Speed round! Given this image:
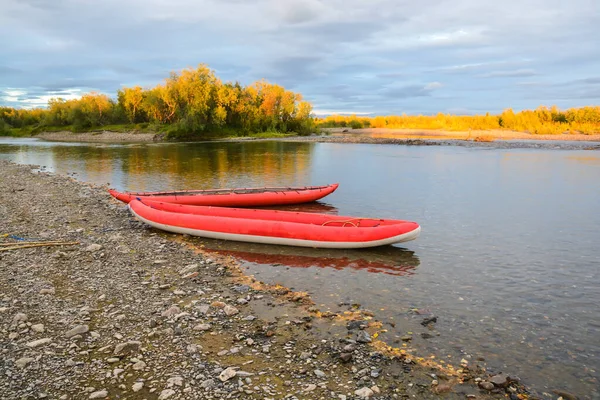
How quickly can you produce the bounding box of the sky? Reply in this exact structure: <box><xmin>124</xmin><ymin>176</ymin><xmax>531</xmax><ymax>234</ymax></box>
<box><xmin>1</xmin><ymin>0</ymin><xmax>599</xmax><ymax>115</ymax></box>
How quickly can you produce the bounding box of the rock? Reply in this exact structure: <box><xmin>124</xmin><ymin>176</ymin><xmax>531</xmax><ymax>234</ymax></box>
<box><xmin>347</xmin><ymin>320</ymin><xmax>368</xmax><ymax>330</ymax></box>
<box><xmin>89</xmin><ymin>389</ymin><xmax>108</xmax><ymax>399</ymax></box>
<box><xmin>355</xmin><ymin>387</ymin><xmax>374</xmax><ymax>398</ymax></box>
<box><xmin>15</xmin><ymin>357</ymin><xmax>35</xmax><ymax>368</ymax></box>
<box><xmin>340</xmin><ymin>353</ymin><xmax>353</xmax><ymax>363</ymax></box>
<box><xmin>193</xmin><ymin>323</ymin><xmax>211</xmax><ymax>331</ymax></box>
<box><xmin>161</xmin><ymin>305</ymin><xmax>180</xmax><ymax>318</ymax></box>
<box><xmin>435</xmin><ymin>384</ymin><xmax>452</xmax><ymax>393</ymax></box>
<box><xmin>186</xmin><ymin>344</ymin><xmax>200</xmax><ymax>354</ymax></box>
<box><xmin>31</xmin><ymin>324</ymin><xmax>45</xmax><ymax>333</ymax></box>
<box><xmin>314</xmin><ymin>369</ymin><xmax>326</xmax><ymax>378</ymax></box>
<box><xmin>26</xmin><ymin>338</ymin><xmax>51</xmax><ymax>348</ymax></box>
<box><xmin>196</xmin><ymin>304</ymin><xmax>210</xmax><ymax>314</ymax></box>
<box><xmin>166</xmin><ymin>376</ymin><xmax>183</xmax><ymax>387</ymax></box>
<box><xmin>85</xmin><ymin>244</ymin><xmax>103</xmax><ymax>252</ymax></box>
<box><xmin>490</xmin><ymin>373</ymin><xmax>509</xmax><ymax>387</ymax></box>
<box><xmin>13</xmin><ymin>313</ymin><xmax>27</xmax><ymax>323</ymax></box>
<box><xmin>343</xmin><ymin>344</ymin><xmax>356</xmax><ymax>352</ymax></box>
<box><xmin>200</xmin><ymin>379</ymin><xmax>215</xmax><ymax>389</ymax></box>
<box><xmin>219</xmin><ymin>367</ymin><xmax>237</xmax><ymax>382</ymax></box>
<box><xmin>356</xmin><ymin>331</ymin><xmax>372</xmax><ymax>343</ymax></box>
<box><xmin>421</xmin><ymin>332</ymin><xmax>434</xmax><ymax>339</ymax></box>
<box><xmin>182</xmin><ymin>272</ymin><xmax>198</xmax><ymax>279</ymax></box>
<box><xmin>158</xmin><ymin>389</ymin><xmax>175</xmax><ymax>399</ymax></box>
<box><xmin>114</xmin><ymin>341</ymin><xmax>141</xmax><ymax>355</ymax></box>
<box><xmin>421</xmin><ymin>316</ymin><xmax>438</xmax><ymax>326</ymax></box>
<box><xmin>552</xmin><ymin>390</ymin><xmax>578</xmax><ymax>400</ymax></box>
<box><xmin>479</xmin><ymin>381</ymin><xmax>495</xmax><ymax>390</ymax></box>
<box><xmin>132</xmin><ymin>382</ymin><xmax>144</xmax><ymax>392</ymax></box>
<box><xmin>132</xmin><ymin>360</ymin><xmax>146</xmax><ymax>370</ymax></box>
<box><xmin>235</xmin><ymin>371</ymin><xmax>254</xmax><ymax>377</ymax></box>
<box><xmin>39</xmin><ymin>287</ymin><xmax>55</xmax><ymax>295</ymax></box>
<box><xmin>223</xmin><ymin>305</ymin><xmax>239</xmax><ymax>316</ymax></box>
<box><xmin>232</xmin><ymin>285</ymin><xmax>251</xmax><ymax>293</ymax></box>
<box><xmin>65</xmin><ymin>325</ymin><xmax>89</xmax><ymax>338</ymax></box>
<box><xmin>304</xmin><ymin>384</ymin><xmax>317</xmax><ymax>392</ymax></box>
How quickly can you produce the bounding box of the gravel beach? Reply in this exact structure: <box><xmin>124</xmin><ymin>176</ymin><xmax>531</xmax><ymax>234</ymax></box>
<box><xmin>1</xmin><ymin>160</ymin><xmax>531</xmax><ymax>399</ymax></box>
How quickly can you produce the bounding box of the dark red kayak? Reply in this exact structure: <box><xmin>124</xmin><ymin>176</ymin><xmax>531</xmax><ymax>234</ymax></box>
<box><xmin>109</xmin><ymin>183</ymin><xmax>338</xmax><ymax>207</ymax></box>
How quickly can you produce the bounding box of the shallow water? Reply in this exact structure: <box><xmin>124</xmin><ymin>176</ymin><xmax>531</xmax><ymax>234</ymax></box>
<box><xmin>1</xmin><ymin>137</ymin><xmax>599</xmax><ymax>398</ymax></box>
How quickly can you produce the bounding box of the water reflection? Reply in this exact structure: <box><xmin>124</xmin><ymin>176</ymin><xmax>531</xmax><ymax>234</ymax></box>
<box><xmin>0</xmin><ymin>139</ymin><xmax>317</xmax><ymax>191</ymax></box>
<box><xmin>196</xmin><ymin>238</ymin><xmax>420</xmax><ymax>277</ymax></box>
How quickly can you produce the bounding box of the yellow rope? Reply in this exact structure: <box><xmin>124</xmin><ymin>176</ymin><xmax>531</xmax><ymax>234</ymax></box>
<box><xmin>321</xmin><ymin>219</ymin><xmax>362</xmax><ymax>227</ymax></box>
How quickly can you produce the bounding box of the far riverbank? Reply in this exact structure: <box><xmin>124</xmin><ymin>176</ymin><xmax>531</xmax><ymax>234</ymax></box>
<box><xmin>7</xmin><ymin>127</ymin><xmax>600</xmax><ymax>150</ymax></box>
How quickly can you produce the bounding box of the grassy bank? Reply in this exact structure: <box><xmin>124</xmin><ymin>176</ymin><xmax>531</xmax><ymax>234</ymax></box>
<box><xmin>317</xmin><ymin>106</ymin><xmax>600</xmax><ymax>135</ymax></box>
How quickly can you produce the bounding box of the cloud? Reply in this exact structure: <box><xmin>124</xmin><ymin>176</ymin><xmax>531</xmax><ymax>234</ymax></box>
<box><xmin>479</xmin><ymin>69</ymin><xmax>538</xmax><ymax>78</ymax></box>
<box><xmin>0</xmin><ymin>0</ymin><xmax>599</xmax><ymax>114</ymax></box>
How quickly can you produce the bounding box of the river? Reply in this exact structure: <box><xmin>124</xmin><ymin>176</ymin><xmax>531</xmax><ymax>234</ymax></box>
<box><xmin>1</xmin><ymin>137</ymin><xmax>599</xmax><ymax>398</ymax></box>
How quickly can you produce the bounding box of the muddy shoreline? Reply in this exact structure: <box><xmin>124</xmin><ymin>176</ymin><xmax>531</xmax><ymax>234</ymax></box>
<box><xmin>0</xmin><ymin>160</ymin><xmax>538</xmax><ymax>399</ymax></box>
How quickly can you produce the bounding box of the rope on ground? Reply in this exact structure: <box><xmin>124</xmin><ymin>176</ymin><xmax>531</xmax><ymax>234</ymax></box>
<box><xmin>0</xmin><ymin>241</ymin><xmax>80</xmax><ymax>252</ymax></box>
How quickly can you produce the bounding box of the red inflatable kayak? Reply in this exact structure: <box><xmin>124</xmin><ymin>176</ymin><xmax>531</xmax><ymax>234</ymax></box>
<box><xmin>109</xmin><ymin>184</ymin><xmax>338</xmax><ymax>207</ymax></box>
<box><xmin>128</xmin><ymin>200</ymin><xmax>421</xmax><ymax>249</ymax></box>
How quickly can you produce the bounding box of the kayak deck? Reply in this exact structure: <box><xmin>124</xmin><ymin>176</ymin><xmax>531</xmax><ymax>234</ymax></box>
<box><xmin>128</xmin><ymin>199</ymin><xmax>420</xmax><ymax>249</ymax></box>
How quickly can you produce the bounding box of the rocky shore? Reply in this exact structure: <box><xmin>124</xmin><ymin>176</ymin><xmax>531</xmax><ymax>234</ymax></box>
<box><xmin>36</xmin><ymin>131</ymin><xmax>158</xmax><ymax>143</ymax></box>
<box><xmin>1</xmin><ymin>160</ymin><xmax>532</xmax><ymax>399</ymax></box>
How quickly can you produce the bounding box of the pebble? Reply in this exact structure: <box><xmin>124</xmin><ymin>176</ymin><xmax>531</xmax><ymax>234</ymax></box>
<box><xmin>314</xmin><ymin>369</ymin><xmax>326</xmax><ymax>378</ymax></box>
<box><xmin>161</xmin><ymin>305</ymin><xmax>181</xmax><ymax>318</ymax></box>
<box><xmin>65</xmin><ymin>324</ymin><xmax>89</xmax><ymax>338</ymax></box>
<box><xmin>89</xmin><ymin>389</ymin><xmax>108</xmax><ymax>399</ymax></box>
<box><xmin>166</xmin><ymin>376</ymin><xmax>183</xmax><ymax>387</ymax></box>
<box><xmin>13</xmin><ymin>313</ymin><xmax>27</xmax><ymax>323</ymax></box>
<box><xmin>355</xmin><ymin>387</ymin><xmax>374</xmax><ymax>398</ymax></box>
<box><xmin>193</xmin><ymin>323</ymin><xmax>211</xmax><ymax>331</ymax></box>
<box><xmin>132</xmin><ymin>360</ymin><xmax>147</xmax><ymax>370</ymax></box>
<box><xmin>356</xmin><ymin>331</ymin><xmax>372</xmax><ymax>343</ymax></box>
<box><xmin>26</xmin><ymin>338</ymin><xmax>51</xmax><ymax>348</ymax></box>
<box><xmin>114</xmin><ymin>341</ymin><xmax>141</xmax><ymax>355</ymax></box>
<box><xmin>304</xmin><ymin>384</ymin><xmax>317</xmax><ymax>392</ymax></box>
<box><xmin>39</xmin><ymin>288</ymin><xmax>55</xmax><ymax>295</ymax></box>
<box><xmin>224</xmin><ymin>305</ymin><xmax>239</xmax><ymax>316</ymax></box>
<box><xmin>132</xmin><ymin>382</ymin><xmax>144</xmax><ymax>392</ymax></box>
<box><xmin>15</xmin><ymin>357</ymin><xmax>35</xmax><ymax>368</ymax></box>
<box><xmin>479</xmin><ymin>381</ymin><xmax>495</xmax><ymax>390</ymax></box>
<box><xmin>219</xmin><ymin>367</ymin><xmax>237</xmax><ymax>382</ymax></box>
<box><xmin>85</xmin><ymin>244</ymin><xmax>103</xmax><ymax>252</ymax></box>
<box><xmin>158</xmin><ymin>389</ymin><xmax>176</xmax><ymax>399</ymax></box>
<box><xmin>490</xmin><ymin>373</ymin><xmax>509</xmax><ymax>387</ymax></box>
<box><xmin>31</xmin><ymin>323</ymin><xmax>45</xmax><ymax>333</ymax></box>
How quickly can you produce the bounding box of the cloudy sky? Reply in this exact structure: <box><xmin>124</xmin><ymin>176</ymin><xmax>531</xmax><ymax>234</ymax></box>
<box><xmin>1</xmin><ymin>0</ymin><xmax>599</xmax><ymax>115</ymax></box>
